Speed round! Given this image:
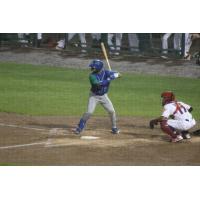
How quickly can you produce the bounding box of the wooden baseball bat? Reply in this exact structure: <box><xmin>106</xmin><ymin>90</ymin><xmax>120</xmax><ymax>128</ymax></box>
<box><xmin>101</xmin><ymin>42</ymin><xmax>112</xmax><ymax>71</ymax></box>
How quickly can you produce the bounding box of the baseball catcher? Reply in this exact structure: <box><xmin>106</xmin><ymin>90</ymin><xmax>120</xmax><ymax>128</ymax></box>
<box><xmin>75</xmin><ymin>59</ymin><xmax>120</xmax><ymax>135</ymax></box>
<box><xmin>149</xmin><ymin>91</ymin><xmax>196</xmax><ymax>143</ymax></box>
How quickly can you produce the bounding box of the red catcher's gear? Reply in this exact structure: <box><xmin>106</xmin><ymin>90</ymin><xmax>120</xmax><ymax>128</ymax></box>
<box><xmin>161</xmin><ymin>91</ymin><xmax>175</xmax><ymax>106</ymax></box>
<box><xmin>160</xmin><ymin>120</ymin><xmax>177</xmax><ymax>138</ymax></box>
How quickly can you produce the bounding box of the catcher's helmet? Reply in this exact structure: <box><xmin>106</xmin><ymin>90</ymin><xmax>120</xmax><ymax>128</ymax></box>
<box><xmin>89</xmin><ymin>59</ymin><xmax>104</xmax><ymax>71</ymax></box>
<box><xmin>161</xmin><ymin>91</ymin><xmax>175</xmax><ymax>106</ymax></box>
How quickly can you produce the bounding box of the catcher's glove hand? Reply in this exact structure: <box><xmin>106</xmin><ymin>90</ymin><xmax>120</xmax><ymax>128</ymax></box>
<box><xmin>149</xmin><ymin>119</ymin><xmax>158</xmax><ymax>129</ymax></box>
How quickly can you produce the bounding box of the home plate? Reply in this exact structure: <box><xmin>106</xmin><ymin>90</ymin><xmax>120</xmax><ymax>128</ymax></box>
<box><xmin>81</xmin><ymin>136</ymin><xmax>100</xmax><ymax>140</ymax></box>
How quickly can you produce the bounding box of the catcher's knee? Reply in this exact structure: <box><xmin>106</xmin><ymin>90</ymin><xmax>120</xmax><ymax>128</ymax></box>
<box><xmin>160</xmin><ymin>120</ymin><xmax>176</xmax><ymax>137</ymax></box>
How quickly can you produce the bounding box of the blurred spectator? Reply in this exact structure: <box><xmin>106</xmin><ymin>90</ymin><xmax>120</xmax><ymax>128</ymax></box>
<box><xmin>128</xmin><ymin>33</ymin><xmax>139</xmax><ymax>52</ymax></box>
<box><xmin>107</xmin><ymin>33</ymin><xmax>115</xmax><ymax>52</ymax></box>
<box><xmin>17</xmin><ymin>33</ymin><xmax>30</xmax><ymax>46</ymax></box>
<box><xmin>36</xmin><ymin>33</ymin><xmax>42</xmax><ymax>48</ymax></box>
<box><xmin>190</xmin><ymin>33</ymin><xmax>200</xmax><ymax>64</ymax></box>
<box><xmin>18</xmin><ymin>33</ymin><xmax>42</xmax><ymax>47</ymax></box>
<box><xmin>91</xmin><ymin>33</ymin><xmax>101</xmax><ymax>47</ymax></box>
<box><xmin>183</xmin><ymin>33</ymin><xmax>192</xmax><ymax>60</ymax></box>
<box><xmin>56</xmin><ymin>33</ymin><xmax>87</xmax><ymax>53</ymax></box>
<box><xmin>107</xmin><ymin>33</ymin><xmax>139</xmax><ymax>55</ymax></box>
<box><xmin>161</xmin><ymin>33</ymin><xmax>200</xmax><ymax>60</ymax></box>
<box><xmin>182</xmin><ymin>33</ymin><xmax>200</xmax><ymax>60</ymax></box>
<box><xmin>32</xmin><ymin>33</ymin><xmax>43</xmax><ymax>48</ymax></box>
<box><xmin>162</xmin><ymin>33</ymin><xmax>182</xmax><ymax>55</ymax></box>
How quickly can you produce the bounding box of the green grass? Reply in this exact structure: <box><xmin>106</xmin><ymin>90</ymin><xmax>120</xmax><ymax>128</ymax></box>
<box><xmin>0</xmin><ymin>163</ymin><xmax>19</xmax><ymax>166</ymax></box>
<box><xmin>0</xmin><ymin>62</ymin><xmax>200</xmax><ymax>118</ymax></box>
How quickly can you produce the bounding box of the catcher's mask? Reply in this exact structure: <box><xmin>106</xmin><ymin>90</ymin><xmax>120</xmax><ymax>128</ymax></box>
<box><xmin>161</xmin><ymin>91</ymin><xmax>175</xmax><ymax>106</ymax></box>
<box><xmin>89</xmin><ymin>59</ymin><xmax>104</xmax><ymax>72</ymax></box>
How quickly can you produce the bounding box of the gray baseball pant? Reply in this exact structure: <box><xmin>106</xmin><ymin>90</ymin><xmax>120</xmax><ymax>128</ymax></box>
<box><xmin>82</xmin><ymin>92</ymin><xmax>117</xmax><ymax>128</ymax></box>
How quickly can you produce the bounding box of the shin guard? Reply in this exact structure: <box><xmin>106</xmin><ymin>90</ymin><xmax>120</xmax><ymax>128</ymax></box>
<box><xmin>160</xmin><ymin>120</ymin><xmax>177</xmax><ymax>138</ymax></box>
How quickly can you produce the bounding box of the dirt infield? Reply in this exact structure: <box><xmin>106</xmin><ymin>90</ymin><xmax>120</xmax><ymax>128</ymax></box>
<box><xmin>0</xmin><ymin>113</ymin><xmax>200</xmax><ymax>166</ymax></box>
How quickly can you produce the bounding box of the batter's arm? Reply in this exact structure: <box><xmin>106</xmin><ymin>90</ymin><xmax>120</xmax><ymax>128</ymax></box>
<box><xmin>89</xmin><ymin>74</ymin><xmax>110</xmax><ymax>87</ymax></box>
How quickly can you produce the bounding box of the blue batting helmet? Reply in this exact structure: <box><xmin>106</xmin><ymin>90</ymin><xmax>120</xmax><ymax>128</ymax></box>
<box><xmin>89</xmin><ymin>59</ymin><xmax>104</xmax><ymax>71</ymax></box>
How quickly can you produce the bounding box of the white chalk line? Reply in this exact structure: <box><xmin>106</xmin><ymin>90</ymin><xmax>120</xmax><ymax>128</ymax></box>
<box><xmin>0</xmin><ymin>123</ymin><xmax>108</xmax><ymax>149</ymax></box>
<box><xmin>0</xmin><ymin>123</ymin><xmax>47</xmax><ymax>132</ymax></box>
<box><xmin>0</xmin><ymin>141</ymin><xmax>46</xmax><ymax>150</ymax></box>
<box><xmin>0</xmin><ymin>123</ymin><xmax>77</xmax><ymax>149</ymax></box>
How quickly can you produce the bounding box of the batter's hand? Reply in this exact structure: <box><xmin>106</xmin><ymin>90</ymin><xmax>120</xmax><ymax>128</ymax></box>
<box><xmin>113</xmin><ymin>72</ymin><xmax>122</xmax><ymax>79</ymax></box>
<box><xmin>118</xmin><ymin>72</ymin><xmax>122</xmax><ymax>78</ymax></box>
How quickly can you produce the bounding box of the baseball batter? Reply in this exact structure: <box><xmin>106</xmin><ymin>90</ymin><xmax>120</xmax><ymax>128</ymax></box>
<box><xmin>149</xmin><ymin>91</ymin><xmax>196</xmax><ymax>142</ymax></box>
<box><xmin>75</xmin><ymin>59</ymin><xmax>120</xmax><ymax>134</ymax></box>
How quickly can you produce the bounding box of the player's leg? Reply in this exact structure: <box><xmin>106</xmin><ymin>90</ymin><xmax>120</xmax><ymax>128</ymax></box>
<box><xmin>165</xmin><ymin>119</ymin><xmax>196</xmax><ymax>141</ymax></box>
<box><xmin>100</xmin><ymin>94</ymin><xmax>119</xmax><ymax>134</ymax></box>
<box><xmin>128</xmin><ymin>33</ymin><xmax>139</xmax><ymax>52</ymax></box>
<box><xmin>78</xmin><ymin>33</ymin><xmax>87</xmax><ymax>52</ymax></box>
<box><xmin>181</xmin><ymin>119</ymin><xmax>196</xmax><ymax>139</ymax></box>
<box><xmin>75</xmin><ymin>94</ymin><xmax>98</xmax><ymax>134</ymax></box>
<box><xmin>160</xmin><ymin>120</ymin><xmax>183</xmax><ymax>142</ymax></box>
<box><xmin>68</xmin><ymin>33</ymin><xmax>76</xmax><ymax>41</ymax></box>
<box><xmin>162</xmin><ymin>33</ymin><xmax>172</xmax><ymax>54</ymax></box>
<box><xmin>91</xmin><ymin>33</ymin><xmax>101</xmax><ymax>41</ymax></box>
<box><xmin>167</xmin><ymin>119</ymin><xmax>190</xmax><ymax>140</ymax></box>
<box><xmin>115</xmin><ymin>33</ymin><xmax>123</xmax><ymax>55</ymax></box>
<box><xmin>107</xmin><ymin>33</ymin><xmax>115</xmax><ymax>52</ymax></box>
<box><xmin>91</xmin><ymin>33</ymin><xmax>101</xmax><ymax>47</ymax></box>
<box><xmin>173</xmin><ymin>33</ymin><xmax>182</xmax><ymax>54</ymax></box>
<box><xmin>36</xmin><ymin>33</ymin><xmax>42</xmax><ymax>48</ymax></box>
<box><xmin>184</xmin><ymin>33</ymin><xmax>192</xmax><ymax>59</ymax></box>
<box><xmin>167</xmin><ymin>119</ymin><xmax>196</xmax><ymax>139</ymax></box>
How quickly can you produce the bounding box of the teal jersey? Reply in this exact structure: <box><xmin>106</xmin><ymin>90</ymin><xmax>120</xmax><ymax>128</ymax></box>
<box><xmin>89</xmin><ymin>70</ymin><xmax>114</xmax><ymax>95</ymax></box>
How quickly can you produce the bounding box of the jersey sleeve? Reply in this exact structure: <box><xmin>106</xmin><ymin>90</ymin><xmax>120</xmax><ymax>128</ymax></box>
<box><xmin>89</xmin><ymin>73</ymin><xmax>110</xmax><ymax>86</ymax></box>
<box><xmin>89</xmin><ymin>74</ymin><xmax>99</xmax><ymax>85</ymax></box>
<box><xmin>161</xmin><ymin>104</ymin><xmax>174</xmax><ymax>118</ymax></box>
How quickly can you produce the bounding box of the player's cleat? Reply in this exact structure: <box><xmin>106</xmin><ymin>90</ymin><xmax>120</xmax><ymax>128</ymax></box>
<box><xmin>74</xmin><ymin>118</ymin><xmax>86</xmax><ymax>135</ymax></box>
<box><xmin>181</xmin><ymin>131</ymin><xmax>191</xmax><ymax>139</ymax></box>
<box><xmin>183</xmin><ymin>133</ymin><xmax>191</xmax><ymax>139</ymax></box>
<box><xmin>171</xmin><ymin>135</ymin><xmax>183</xmax><ymax>143</ymax></box>
<box><xmin>111</xmin><ymin>127</ymin><xmax>120</xmax><ymax>134</ymax></box>
<box><xmin>55</xmin><ymin>46</ymin><xmax>63</xmax><ymax>50</ymax></box>
<box><xmin>74</xmin><ymin>127</ymin><xmax>82</xmax><ymax>135</ymax></box>
<box><xmin>161</xmin><ymin>55</ymin><xmax>168</xmax><ymax>59</ymax></box>
<box><xmin>185</xmin><ymin>133</ymin><xmax>191</xmax><ymax>139</ymax></box>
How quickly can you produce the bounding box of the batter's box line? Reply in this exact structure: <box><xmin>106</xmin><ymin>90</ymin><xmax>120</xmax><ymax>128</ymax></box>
<box><xmin>0</xmin><ymin>141</ymin><xmax>47</xmax><ymax>150</ymax></box>
<box><xmin>0</xmin><ymin>123</ymin><xmax>51</xmax><ymax>134</ymax></box>
<box><xmin>0</xmin><ymin>123</ymin><xmax>71</xmax><ymax>135</ymax></box>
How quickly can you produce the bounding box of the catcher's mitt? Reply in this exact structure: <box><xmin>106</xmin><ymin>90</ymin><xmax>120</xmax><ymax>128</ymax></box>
<box><xmin>149</xmin><ymin>119</ymin><xmax>158</xmax><ymax>129</ymax></box>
